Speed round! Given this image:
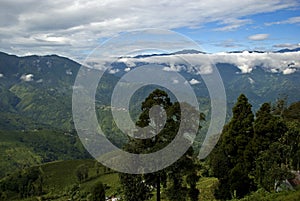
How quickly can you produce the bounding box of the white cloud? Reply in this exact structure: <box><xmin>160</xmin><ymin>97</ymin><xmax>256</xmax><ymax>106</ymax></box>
<box><xmin>0</xmin><ymin>0</ymin><xmax>298</xmax><ymax>58</ymax></box>
<box><xmin>248</xmin><ymin>77</ymin><xmax>255</xmax><ymax>84</ymax></box>
<box><xmin>113</xmin><ymin>51</ymin><xmax>300</xmax><ymax>75</ymax></box>
<box><xmin>214</xmin><ymin>18</ymin><xmax>252</xmax><ymax>31</ymax></box>
<box><xmin>211</xmin><ymin>51</ymin><xmax>300</xmax><ymax>74</ymax></box>
<box><xmin>20</xmin><ymin>74</ymin><xmax>34</xmax><ymax>81</ymax></box>
<box><xmin>172</xmin><ymin>79</ymin><xmax>179</xmax><ymax>84</ymax></box>
<box><xmin>265</xmin><ymin>16</ymin><xmax>300</xmax><ymax>26</ymax></box>
<box><xmin>66</xmin><ymin>69</ymin><xmax>72</xmax><ymax>75</ymax></box>
<box><xmin>36</xmin><ymin>79</ymin><xmax>43</xmax><ymax>83</ymax></box>
<box><xmin>273</xmin><ymin>43</ymin><xmax>300</xmax><ymax>49</ymax></box>
<box><xmin>0</xmin><ymin>73</ymin><xmax>3</xmax><ymax>78</ymax></box>
<box><xmin>124</xmin><ymin>67</ymin><xmax>131</xmax><ymax>72</ymax></box>
<box><xmin>248</xmin><ymin>34</ymin><xmax>269</xmax><ymax>41</ymax></box>
<box><xmin>283</xmin><ymin>68</ymin><xmax>296</xmax><ymax>75</ymax></box>
<box><xmin>189</xmin><ymin>79</ymin><xmax>200</xmax><ymax>85</ymax></box>
<box><xmin>108</xmin><ymin>69</ymin><xmax>120</xmax><ymax>74</ymax></box>
<box><xmin>119</xmin><ymin>57</ymin><xmax>136</xmax><ymax>68</ymax></box>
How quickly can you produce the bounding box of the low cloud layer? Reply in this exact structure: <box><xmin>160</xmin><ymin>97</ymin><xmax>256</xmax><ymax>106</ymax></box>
<box><xmin>116</xmin><ymin>51</ymin><xmax>300</xmax><ymax>75</ymax></box>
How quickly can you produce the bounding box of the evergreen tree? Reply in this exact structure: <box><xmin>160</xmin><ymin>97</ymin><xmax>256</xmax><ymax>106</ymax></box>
<box><xmin>210</xmin><ymin>94</ymin><xmax>255</xmax><ymax>199</ymax></box>
<box><xmin>283</xmin><ymin>121</ymin><xmax>300</xmax><ymax>170</ymax></box>
<box><xmin>252</xmin><ymin>103</ymin><xmax>287</xmax><ymax>154</ymax></box>
<box><xmin>254</xmin><ymin>142</ymin><xmax>292</xmax><ymax>192</ymax></box>
<box><xmin>119</xmin><ymin>89</ymin><xmax>202</xmax><ymax>201</ymax></box>
<box><xmin>251</xmin><ymin>102</ymin><xmax>290</xmax><ymax>191</ymax></box>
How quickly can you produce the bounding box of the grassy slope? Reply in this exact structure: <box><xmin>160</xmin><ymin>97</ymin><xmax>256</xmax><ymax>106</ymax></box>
<box><xmin>2</xmin><ymin>159</ymin><xmax>300</xmax><ymax>201</ymax></box>
<box><xmin>40</xmin><ymin>159</ymin><xmax>119</xmax><ymax>195</ymax></box>
<box><xmin>0</xmin><ymin>131</ymin><xmax>42</xmax><ymax>177</ymax></box>
<box><xmin>1</xmin><ymin>159</ymin><xmax>121</xmax><ymax>201</ymax></box>
<box><xmin>0</xmin><ymin>129</ymin><xmax>90</xmax><ymax>178</ymax></box>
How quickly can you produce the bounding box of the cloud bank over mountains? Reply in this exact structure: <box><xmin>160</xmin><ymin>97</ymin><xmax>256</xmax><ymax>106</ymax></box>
<box><xmin>114</xmin><ymin>51</ymin><xmax>300</xmax><ymax>75</ymax></box>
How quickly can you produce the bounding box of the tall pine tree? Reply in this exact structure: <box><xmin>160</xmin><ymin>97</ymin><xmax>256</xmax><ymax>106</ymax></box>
<box><xmin>210</xmin><ymin>94</ymin><xmax>255</xmax><ymax>199</ymax></box>
<box><xmin>252</xmin><ymin>102</ymin><xmax>290</xmax><ymax>191</ymax></box>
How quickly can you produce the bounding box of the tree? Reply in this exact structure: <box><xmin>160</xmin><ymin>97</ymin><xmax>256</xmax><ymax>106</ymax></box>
<box><xmin>251</xmin><ymin>102</ymin><xmax>290</xmax><ymax>191</ymax></box>
<box><xmin>94</xmin><ymin>161</ymin><xmax>101</xmax><ymax>176</ymax></box>
<box><xmin>90</xmin><ymin>181</ymin><xmax>105</xmax><ymax>201</ymax></box>
<box><xmin>119</xmin><ymin>89</ymin><xmax>202</xmax><ymax>201</ymax></box>
<box><xmin>75</xmin><ymin>164</ymin><xmax>89</xmax><ymax>183</ymax></box>
<box><xmin>119</xmin><ymin>173</ymin><xmax>152</xmax><ymax>201</ymax></box>
<box><xmin>252</xmin><ymin>103</ymin><xmax>287</xmax><ymax>154</ymax></box>
<box><xmin>254</xmin><ymin>142</ymin><xmax>292</xmax><ymax>192</ymax></box>
<box><xmin>120</xmin><ymin>89</ymin><xmax>171</xmax><ymax>201</ymax></box>
<box><xmin>210</xmin><ymin>94</ymin><xmax>255</xmax><ymax>199</ymax></box>
<box><xmin>0</xmin><ymin>167</ymin><xmax>44</xmax><ymax>199</ymax></box>
<box><xmin>283</xmin><ymin>101</ymin><xmax>300</xmax><ymax>122</ymax></box>
<box><xmin>283</xmin><ymin>121</ymin><xmax>300</xmax><ymax>169</ymax></box>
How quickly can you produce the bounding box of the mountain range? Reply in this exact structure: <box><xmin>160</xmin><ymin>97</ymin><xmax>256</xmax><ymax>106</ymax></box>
<box><xmin>1</xmin><ymin>50</ymin><xmax>300</xmax><ymax>131</ymax></box>
<box><xmin>0</xmin><ymin>49</ymin><xmax>300</xmax><ymax>179</ymax></box>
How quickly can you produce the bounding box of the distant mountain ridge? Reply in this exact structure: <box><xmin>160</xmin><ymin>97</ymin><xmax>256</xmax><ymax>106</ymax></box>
<box><xmin>0</xmin><ymin>50</ymin><xmax>300</xmax><ymax>131</ymax></box>
<box><xmin>120</xmin><ymin>47</ymin><xmax>300</xmax><ymax>58</ymax></box>
<box><xmin>0</xmin><ymin>51</ymin><xmax>80</xmax><ymax>130</ymax></box>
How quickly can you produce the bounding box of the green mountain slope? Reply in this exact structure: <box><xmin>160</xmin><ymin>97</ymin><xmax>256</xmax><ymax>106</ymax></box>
<box><xmin>0</xmin><ymin>159</ymin><xmax>120</xmax><ymax>201</ymax></box>
<box><xmin>0</xmin><ymin>129</ymin><xmax>90</xmax><ymax>178</ymax></box>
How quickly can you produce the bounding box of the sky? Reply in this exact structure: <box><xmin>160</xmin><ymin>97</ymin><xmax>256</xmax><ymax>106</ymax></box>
<box><xmin>0</xmin><ymin>0</ymin><xmax>300</xmax><ymax>61</ymax></box>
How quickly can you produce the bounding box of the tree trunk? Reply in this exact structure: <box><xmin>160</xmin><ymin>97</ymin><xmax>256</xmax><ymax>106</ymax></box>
<box><xmin>157</xmin><ymin>176</ymin><xmax>160</xmax><ymax>201</ymax></box>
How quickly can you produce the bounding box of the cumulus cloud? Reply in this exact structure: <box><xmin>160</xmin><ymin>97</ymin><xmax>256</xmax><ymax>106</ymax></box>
<box><xmin>20</xmin><ymin>74</ymin><xmax>34</xmax><ymax>81</ymax></box>
<box><xmin>0</xmin><ymin>73</ymin><xmax>3</xmax><ymax>78</ymax></box>
<box><xmin>248</xmin><ymin>34</ymin><xmax>269</xmax><ymax>41</ymax></box>
<box><xmin>189</xmin><ymin>79</ymin><xmax>200</xmax><ymax>85</ymax></box>
<box><xmin>0</xmin><ymin>0</ymin><xmax>298</xmax><ymax>58</ymax></box>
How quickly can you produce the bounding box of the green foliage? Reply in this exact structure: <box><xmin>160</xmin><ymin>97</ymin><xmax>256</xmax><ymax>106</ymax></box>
<box><xmin>76</xmin><ymin>164</ymin><xmax>89</xmax><ymax>183</ymax></box>
<box><xmin>253</xmin><ymin>142</ymin><xmax>293</xmax><ymax>192</ymax></box>
<box><xmin>231</xmin><ymin>187</ymin><xmax>300</xmax><ymax>201</ymax></box>
<box><xmin>210</xmin><ymin>94</ymin><xmax>255</xmax><ymax>200</ymax></box>
<box><xmin>282</xmin><ymin>121</ymin><xmax>300</xmax><ymax>169</ymax></box>
<box><xmin>251</xmin><ymin>102</ymin><xmax>293</xmax><ymax>192</ymax></box>
<box><xmin>283</xmin><ymin>101</ymin><xmax>300</xmax><ymax>122</ymax></box>
<box><xmin>252</xmin><ymin>103</ymin><xmax>287</xmax><ymax>154</ymax></box>
<box><xmin>119</xmin><ymin>173</ymin><xmax>152</xmax><ymax>201</ymax></box>
<box><xmin>119</xmin><ymin>89</ymin><xmax>202</xmax><ymax>201</ymax></box>
<box><xmin>0</xmin><ymin>160</ymin><xmax>120</xmax><ymax>201</ymax></box>
<box><xmin>0</xmin><ymin>167</ymin><xmax>43</xmax><ymax>199</ymax></box>
<box><xmin>210</xmin><ymin>96</ymin><xmax>300</xmax><ymax>199</ymax></box>
<box><xmin>90</xmin><ymin>181</ymin><xmax>105</xmax><ymax>201</ymax></box>
<box><xmin>0</xmin><ymin>129</ymin><xmax>90</xmax><ymax>178</ymax></box>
